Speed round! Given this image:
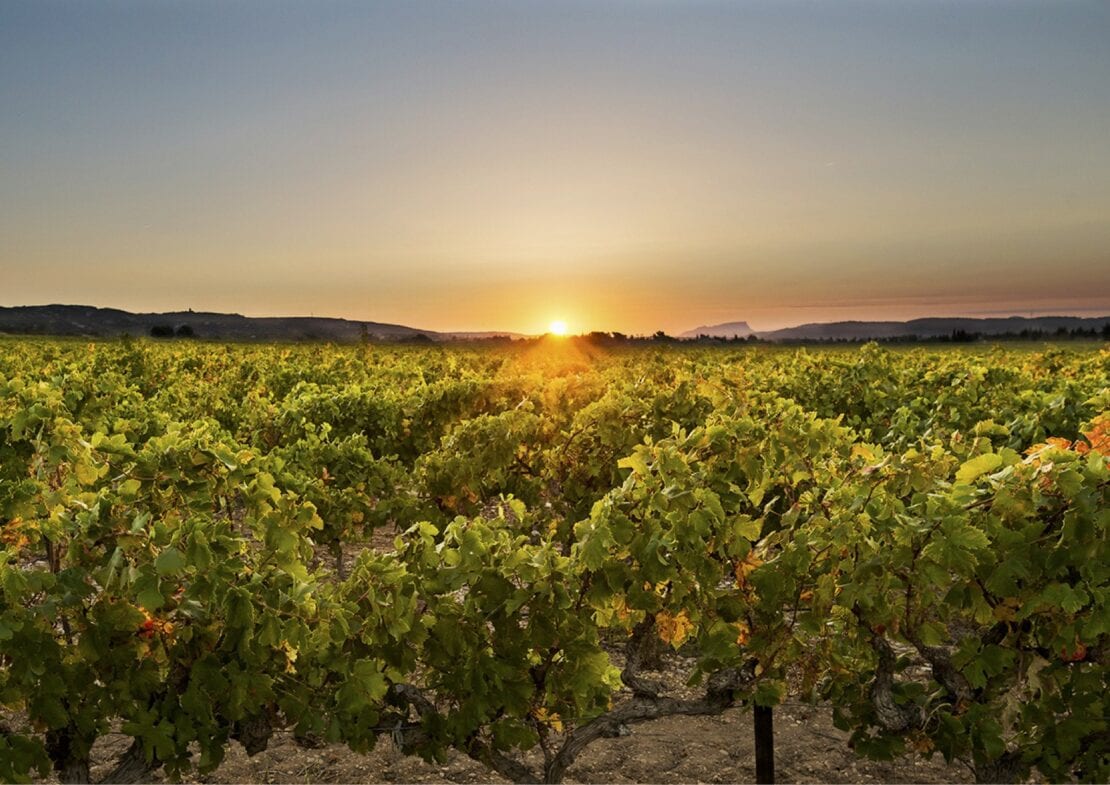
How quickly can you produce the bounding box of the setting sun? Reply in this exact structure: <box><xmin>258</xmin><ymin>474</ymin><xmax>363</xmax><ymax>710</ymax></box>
<box><xmin>548</xmin><ymin>320</ymin><xmax>568</xmax><ymax>336</ymax></box>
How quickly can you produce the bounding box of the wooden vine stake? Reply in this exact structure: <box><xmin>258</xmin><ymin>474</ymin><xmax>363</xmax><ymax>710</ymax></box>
<box><xmin>754</xmin><ymin>705</ymin><xmax>775</xmax><ymax>784</ymax></box>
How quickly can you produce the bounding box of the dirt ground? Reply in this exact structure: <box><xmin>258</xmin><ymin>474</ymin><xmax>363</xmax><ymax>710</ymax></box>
<box><xmin>76</xmin><ymin>699</ymin><xmax>975</xmax><ymax>785</ymax></box>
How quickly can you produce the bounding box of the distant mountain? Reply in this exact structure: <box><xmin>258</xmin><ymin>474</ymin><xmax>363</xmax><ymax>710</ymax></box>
<box><xmin>0</xmin><ymin>304</ymin><xmax>441</xmax><ymax>342</ymax></box>
<box><xmin>680</xmin><ymin>321</ymin><xmax>754</xmax><ymax>339</ymax></box>
<box><xmin>756</xmin><ymin>316</ymin><xmax>1110</xmax><ymax>342</ymax></box>
<box><xmin>4</xmin><ymin>305</ymin><xmax>1106</xmax><ymax>344</ymax></box>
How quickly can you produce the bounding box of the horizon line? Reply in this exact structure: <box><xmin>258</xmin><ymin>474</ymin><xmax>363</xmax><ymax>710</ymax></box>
<box><xmin>2</xmin><ymin>301</ymin><xmax>1110</xmax><ymax>337</ymax></box>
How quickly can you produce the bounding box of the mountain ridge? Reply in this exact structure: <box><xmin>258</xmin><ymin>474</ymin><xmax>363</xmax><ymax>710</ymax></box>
<box><xmin>0</xmin><ymin>305</ymin><xmax>1107</xmax><ymax>342</ymax></box>
<box><xmin>751</xmin><ymin>315</ymin><xmax>1110</xmax><ymax>341</ymax></box>
<box><xmin>0</xmin><ymin>304</ymin><xmax>451</xmax><ymax>341</ymax></box>
<box><xmin>679</xmin><ymin>321</ymin><xmax>754</xmax><ymax>339</ymax></box>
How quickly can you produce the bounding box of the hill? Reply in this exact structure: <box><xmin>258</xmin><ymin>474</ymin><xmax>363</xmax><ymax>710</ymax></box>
<box><xmin>0</xmin><ymin>304</ymin><xmax>438</xmax><ymax>342</ymax></box>
<box><xmin>682</xmin><ymin>315</ymin><xmax>1110</xmax><ymax>342</ymax></box>
<box><xmin>756</xmin><ymin>315</ymin><xmax>1110</xmax><ymax>341</ymax></box>
<box><xmin>3</xmin><ymin>306</ymin><xmax>1106</xmax><ymax>344</ymax></box>
<box><xmin>679</xmin><ymin>321</ymin><xmax>754</xmax><ymax>339</ymax></box>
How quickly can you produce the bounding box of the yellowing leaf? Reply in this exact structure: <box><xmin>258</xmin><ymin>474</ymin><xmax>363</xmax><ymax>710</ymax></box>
<box><xmin>851</xmin><ymin>444</ymin><xmax>876</xmax><ymax>462</ymax></box>
<box><xmin>734</xmin><ymin>551</ymin><xmax>764</xmax><ymax>588</ymax></box>
<box><xmin>733</xmin><ymin>621</ymin><xmax>751</xmax><ymax>646</ymax></box>
<box><xmin>531</xmin><ymin>707</ymin><xmax>564</xmax><ymax>733</ymax></box>
<box><xmin>281</xmin><ymin>640</ymin><xmax>299</xmax><ymax>673</ymax></box>
<box><xmin>656</xmin><ymin>610</ymin><xmax>694</xmax><ymax>649</ymax></box>
<box><xmin>1082</xmin><ymin>414</ymin><xmax>1110</xmax><ymax>454</ymax></box>
<box><xmin>74</xmin><ymin>459</ymin><xmax>100</xmax><ymax>486</ymax></box>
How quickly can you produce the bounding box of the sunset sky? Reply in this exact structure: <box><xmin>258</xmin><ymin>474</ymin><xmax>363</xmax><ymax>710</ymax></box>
<box><xmin>2</xmin><ymin>1</ymin><xmax>1109</xmax><ymax>334</ymax></box>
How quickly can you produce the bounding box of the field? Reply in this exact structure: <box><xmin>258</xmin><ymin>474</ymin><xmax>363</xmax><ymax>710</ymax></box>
<box><xmin>0</xmin><ymin>337</ymin><xmax>1107</xmax><ymax>784</ymax></box>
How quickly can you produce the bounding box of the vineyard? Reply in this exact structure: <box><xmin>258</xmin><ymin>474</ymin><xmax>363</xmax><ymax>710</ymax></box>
<box><xmin>0</xmin><ymin>336</ymin><xmax>1107</xmax><ymax>784</ymax></box>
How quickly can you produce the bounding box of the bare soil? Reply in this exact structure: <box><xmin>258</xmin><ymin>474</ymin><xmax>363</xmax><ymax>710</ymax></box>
<box><xmin>80</xmin><ymin>701</ymin><xmax>972</xmax><ymax>784</ymax></box>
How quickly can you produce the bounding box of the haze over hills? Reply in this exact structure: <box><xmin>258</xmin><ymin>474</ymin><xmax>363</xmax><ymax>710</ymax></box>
<box><xmin>0</xmin><ymin>305</ymin><xmax>1107</xmax><ymax>343</ymax></box>
<box><xmin>679</xmin><ymin>321</ymin><xmax>754</xmax><ymax>339</ymax></box>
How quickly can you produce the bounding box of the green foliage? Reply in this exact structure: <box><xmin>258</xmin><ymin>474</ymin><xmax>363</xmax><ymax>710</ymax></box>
<box><xmin>0</xmin><ymin>337</ymin><xmax>1106</xmax><ymax>782</ymax></box>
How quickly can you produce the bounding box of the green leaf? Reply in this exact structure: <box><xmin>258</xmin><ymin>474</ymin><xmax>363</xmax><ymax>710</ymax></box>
<box><xmin>976</xmin><ymin>717</ymin><xmax>1006</xmax><ymax>760</ymax></box>
<box><xmin>154</xmin><ymin>547</ymin><xmax>187</xmax><ymax>576</ymax></box>
<box><xmin>134</xmin><ymin>571</ymin><xmax>164</xmax><ymax>610</ymax></box>
<box><xmin>338</xmin><ymin>659</ymin><xmax>389</xmax><ymax>713</ymax></box>
<box><xmin>956</xmin><ymin>453</ymin><xmax>1004</xmax><ymax>484</ymax></box>
<box><xmin>948</xmin><ymin>523</ymin><xmax>990</xmax><ymax>552</ymax></box>
<box><xmin>1038</xmin><ymin>582</ymin><xmax>1089</xmax><ymax>614</ymax></box>
<box><xmin>74</xmin><ymin>459</ymin><xmax>101</xmax><ymax>486</ymax></box>
<box><xmin>752</xmin><ymin>679</ymin><xmax>786</xmax><ymax>707</ymax></box>
<box><xmin>918</xmin><ymin>621</ymin><xmax>947</xmax><ymax>647</ymax></box>
<box><xmin>617</xmin><ymin>452</ymin><xmax>649</xmax><ymax>476</ymax></box>
<box><xmin>732</xmin><ymin>516</ymin><xmax>763</xmax><ymax>541</ymax></box>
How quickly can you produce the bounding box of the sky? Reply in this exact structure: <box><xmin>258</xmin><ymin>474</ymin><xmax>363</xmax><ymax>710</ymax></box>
<box><xmin>2</xmin><ymin>1</ymin><xmax>1109</xmax><ymax>335</ymax></box>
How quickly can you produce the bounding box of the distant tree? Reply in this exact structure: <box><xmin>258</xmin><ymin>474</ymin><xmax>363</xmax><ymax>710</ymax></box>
<box><xmin>652</xmin><ymin>330</ymin><xmax>673</xmax><ymax>342</ymax></box>
<box><xmin>150</xmin><ymin>325</ymin><xmax>174</xmax><ymax>338</ymax></box>
<box><xmin>1103</xmin><ymin>323</ymin><xmax>1110</xmax><ymax>341</ymax></box>
<box><xmin>175</xmin><ymin>324</ymin><xmax>195</xmax><ymax>338</ymax></box>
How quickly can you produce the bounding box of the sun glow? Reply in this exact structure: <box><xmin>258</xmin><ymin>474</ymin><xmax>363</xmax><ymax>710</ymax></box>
<box><xmin>548</xmin><ymin>320</ymin><xmax>568</xmax><ymax>336</ymax></box>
